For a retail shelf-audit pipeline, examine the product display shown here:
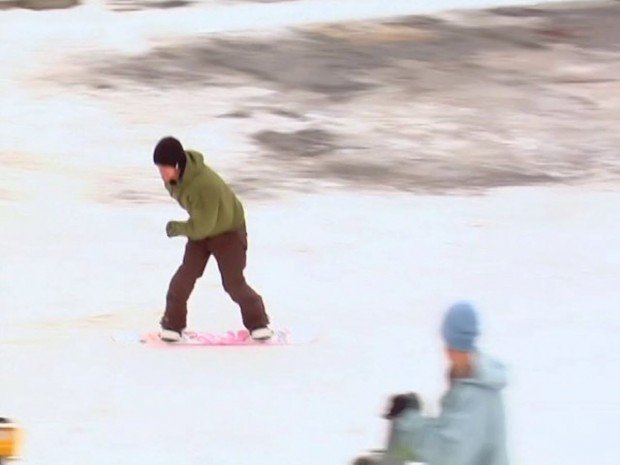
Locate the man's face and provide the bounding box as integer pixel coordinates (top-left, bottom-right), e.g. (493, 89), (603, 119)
(445, 347), (473, 376)
(157, 164), (180, 184)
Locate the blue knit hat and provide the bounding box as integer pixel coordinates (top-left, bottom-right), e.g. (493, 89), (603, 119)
(442, 302), (479, 351)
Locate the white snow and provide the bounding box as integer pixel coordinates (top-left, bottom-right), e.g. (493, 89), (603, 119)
(0, 1), (618, 465)
(2, 183), (619, 465)
(0, 0), (603, 57)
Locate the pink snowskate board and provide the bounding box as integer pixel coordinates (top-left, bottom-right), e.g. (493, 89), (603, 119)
(113, 328), (316, 347)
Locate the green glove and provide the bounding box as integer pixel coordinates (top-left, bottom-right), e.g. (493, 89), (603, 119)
(166, 221), (184, 238)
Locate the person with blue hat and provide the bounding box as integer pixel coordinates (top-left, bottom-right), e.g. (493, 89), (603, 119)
(353, 302), (509, 465)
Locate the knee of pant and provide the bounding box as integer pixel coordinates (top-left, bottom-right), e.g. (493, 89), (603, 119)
(177, 264), (205, 280)
(222, 277), (246, 296)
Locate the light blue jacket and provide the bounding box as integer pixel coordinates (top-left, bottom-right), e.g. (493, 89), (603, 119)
(386, 353), (509, 465)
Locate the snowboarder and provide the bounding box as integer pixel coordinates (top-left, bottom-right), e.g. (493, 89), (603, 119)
(153, 136), (272, 342)
(354, 302), (509, 465)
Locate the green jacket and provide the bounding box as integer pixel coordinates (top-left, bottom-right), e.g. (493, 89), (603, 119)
(165, 150), (245, 241)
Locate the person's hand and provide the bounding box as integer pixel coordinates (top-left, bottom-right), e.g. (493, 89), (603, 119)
(166, 221), (183, 238)
(383, 392), (420, 419)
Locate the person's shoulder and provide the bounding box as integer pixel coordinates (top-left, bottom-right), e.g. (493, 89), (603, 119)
(185, 149), (204, 158)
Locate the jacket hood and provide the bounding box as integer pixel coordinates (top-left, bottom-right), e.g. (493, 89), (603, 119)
(464, 354), (508, 391)
(180, 150), (205, 185)
(166, 150), (205, 195)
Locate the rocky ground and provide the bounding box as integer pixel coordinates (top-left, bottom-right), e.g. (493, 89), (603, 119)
(2, 1), (619, 202)
(57, 1), (620, 198)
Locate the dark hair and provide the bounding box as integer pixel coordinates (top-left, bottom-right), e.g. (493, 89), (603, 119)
(153, 136), (185, 167)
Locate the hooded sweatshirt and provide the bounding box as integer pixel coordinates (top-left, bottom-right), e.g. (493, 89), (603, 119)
(165, 150), (245, 241)
(388, 354), (509, 465)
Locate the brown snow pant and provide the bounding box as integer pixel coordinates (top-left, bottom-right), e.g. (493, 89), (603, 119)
(161, 227), (269, 332)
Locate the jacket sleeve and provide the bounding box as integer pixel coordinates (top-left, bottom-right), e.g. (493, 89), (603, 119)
(390, 389), (487, 465)
(176, 190), (219, 240)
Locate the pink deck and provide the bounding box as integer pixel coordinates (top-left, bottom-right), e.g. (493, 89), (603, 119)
(140, 329), (303, 347)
